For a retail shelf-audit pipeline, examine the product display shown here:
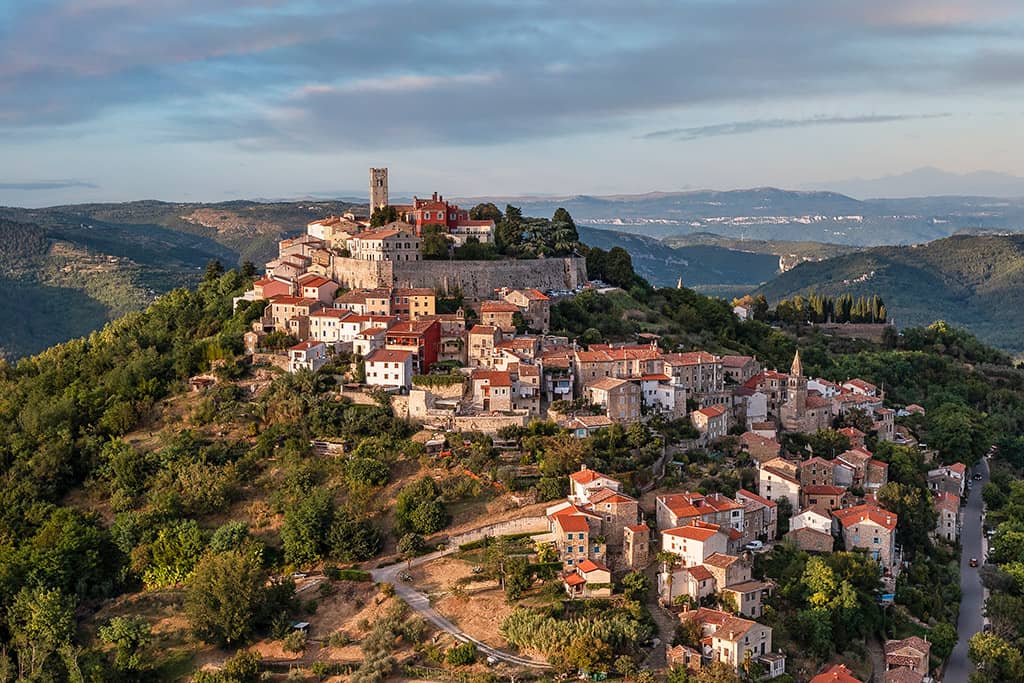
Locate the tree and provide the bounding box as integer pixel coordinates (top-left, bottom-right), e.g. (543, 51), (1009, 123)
(496, 205), (524, 254)
(504, 556), (531, 602)
(694, 661), (742, 683)
(968, 631), (1024, 681)
(420, 223), (452, 260)
(327, 511), (382, 562)
(446, 642), (476, 665)
(185, 550), (269, 646)
(398, 533), (424, 569)
(658, 551), (680, 605)
(369, 205), (398, 227)
(98, 616), (151, 672)
(6, 586), (75, 679)
(141, 519), (206, 588)
(281, 488), (333, 565)
(205, 260), (225, 281)
(345, 456), (389, 487)
(469, 203), (502, 221)
(615, 655), (638, 680)
(929, 622), (958, 660)
(620, 571), (650, 602)
(395, 478), (448, 535)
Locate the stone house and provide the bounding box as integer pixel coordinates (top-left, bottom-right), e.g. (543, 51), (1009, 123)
(784, 526), (835, 553)
(502, 288), (551, 333)
(586, 377), (641, 422)
(467, 325), (502, 367)
(546, 504), (606, 568)
(661, 351), (725, 398)
(470, 369), (513, 412)
(656, 492), (744, 533)
(390, 288), (436, 320)
(479, 300), (520, 333)
(680, 608), (777, 673)
(800, 457), (837, 487)
(739, 432), (783, 464)
(722, 579), (773, 618)
(691, 404), (730, 442)
(833, 504), (898, 572)
(791, 506), (834, 535)
(722, 355), (760, 385)
(346, 225), (421, 262)
(297, 273), (339, 304)
(933, 491), (960, 542)
(735, 489), (778, 541)
(801, 485), (847, 511)
(659, 563), (717, 605)
(884, 637), (930, 676)
(587, 487), (639, 549)
(624, 523), (650, 570)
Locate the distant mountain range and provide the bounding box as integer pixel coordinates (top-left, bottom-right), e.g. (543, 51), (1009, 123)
(465, 188), (1024, 247)
(755, 233), (1024, 352)
(804, 167), (1024, 199)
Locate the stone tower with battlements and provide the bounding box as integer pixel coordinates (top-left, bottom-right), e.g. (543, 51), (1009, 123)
(369, 167), (388, 211)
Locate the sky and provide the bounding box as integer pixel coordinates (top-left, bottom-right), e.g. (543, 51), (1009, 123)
(1, 0), (1023, 207)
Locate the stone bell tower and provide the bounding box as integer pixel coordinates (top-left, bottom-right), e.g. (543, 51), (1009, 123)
(369, 167), (389, 211)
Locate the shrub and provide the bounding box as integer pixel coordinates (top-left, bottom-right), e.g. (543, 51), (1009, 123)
(445, 642), (476, 666)
(283, 628), (308, 653)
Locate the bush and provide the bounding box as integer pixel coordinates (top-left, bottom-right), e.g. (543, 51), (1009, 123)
(445, 642), (476, 666)
(283, 628), (307, 653)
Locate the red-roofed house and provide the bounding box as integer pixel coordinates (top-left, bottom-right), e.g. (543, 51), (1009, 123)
(843, 378), (878, 396)
(385, 319), (440, 374)
(839, 426), (867, 448)
(801, 485), (847, 511)
(288, 341), (327, 373)
(364, 348), (414, 390)
(253, 276), (295, 300)
(810, 664), (863, 683)
(721, 355), (760, 385)
(298, 273), (339, 304)
(661, 522), (728, 567)
(563, 559), (612, 598)
(656, 492), (744, 532)
(479, 300), (521, 332)
(691, 404), (730, 442)
(470, 369), (513, 411)
(545, 504), (606, 568)
(568, 465), (621, 504)
(834, 504), (899, 571)
(347, 224), (420, 261)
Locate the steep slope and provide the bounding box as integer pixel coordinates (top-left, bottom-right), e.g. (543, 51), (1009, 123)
(755, 234), (1024, 351)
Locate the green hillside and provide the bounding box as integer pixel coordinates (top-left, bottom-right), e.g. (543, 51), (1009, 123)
(755, 233), (1024, 352)
(578, 225), (779, 287)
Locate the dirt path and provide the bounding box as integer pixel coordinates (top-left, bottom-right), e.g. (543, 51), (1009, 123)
(371, 548), (551, 669)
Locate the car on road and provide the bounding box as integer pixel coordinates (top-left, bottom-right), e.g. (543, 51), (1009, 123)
(974, 472), (983, 480)
(744, 540), (764, 552)
(970, 558), (979, 567)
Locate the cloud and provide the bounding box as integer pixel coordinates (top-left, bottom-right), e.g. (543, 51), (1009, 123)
(0, 179), (97, 191)
(0, 0), (1021, 149)
(642, 113), (953, 142)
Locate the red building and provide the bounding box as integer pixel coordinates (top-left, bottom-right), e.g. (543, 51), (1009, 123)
(406, 192), (469, 233)
(384, 319), (441, 375)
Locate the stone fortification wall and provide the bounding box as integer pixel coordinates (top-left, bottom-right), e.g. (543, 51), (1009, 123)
(329, 256), (587, 299)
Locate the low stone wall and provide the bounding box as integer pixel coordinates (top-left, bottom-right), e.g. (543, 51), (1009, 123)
(447, 516), (549, 548)
(452, 414), (529, 433)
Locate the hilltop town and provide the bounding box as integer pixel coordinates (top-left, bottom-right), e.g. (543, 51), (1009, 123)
(211, 168), (982, 682)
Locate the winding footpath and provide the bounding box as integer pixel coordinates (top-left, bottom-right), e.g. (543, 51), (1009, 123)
(945, 457), (989, 683)
(370, 548), (551, 669)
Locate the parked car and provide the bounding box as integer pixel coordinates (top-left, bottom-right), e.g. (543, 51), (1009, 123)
(970, 557), (979, 567)
(973, 472), (983, 480)
(744, 540), (765, 552)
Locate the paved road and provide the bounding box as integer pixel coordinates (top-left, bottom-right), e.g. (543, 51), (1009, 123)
(945, 458), (989, 683)
(370, 548), (551, 669)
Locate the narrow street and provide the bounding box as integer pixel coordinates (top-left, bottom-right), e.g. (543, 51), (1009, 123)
(944, 458), (989, 683)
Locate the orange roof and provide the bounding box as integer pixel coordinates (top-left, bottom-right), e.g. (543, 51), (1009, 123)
(365, 348), (414, 363)
(569, 467), (614, 485)
(663, 523), (721, 542)
(735, 489), (777, 508)
(469, 325), (497, 335)
(694, 404), (728, 418)
(810, 664), (863, 683)
(663, 351), (719, 366)
(298, 274), (332, 287)
(626, 523), (649, 533)
(948, 463), (967, 475)
(721, 354), (754, 367)
(289, 341), (323, 351)
(554, 514), (590, 533)
(839, 426), (866, 437)
(564, 573), (586, 586)
(472, 370), (512, 387)
(934, 491), (960, 513)
(688, 565), (714, 581)
(804, 485), (846, 496)
(577, 559), (608, 574)
(833, 503), (897, 531)
(703, 552), (740, 568)
(268, 296), (318, 306)
(480, 301), (520, 313)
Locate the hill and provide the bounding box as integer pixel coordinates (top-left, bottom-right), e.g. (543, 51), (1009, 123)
(0, 201), (358, 358)
(660, 232), (860, 270)
(755, 233), (1024, 352)
(577, 225), (779, 288)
